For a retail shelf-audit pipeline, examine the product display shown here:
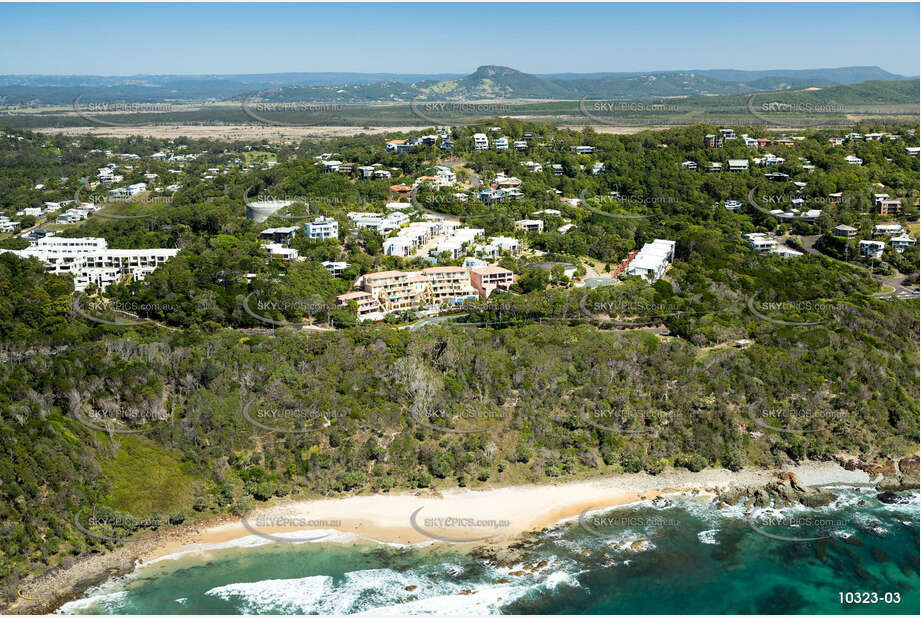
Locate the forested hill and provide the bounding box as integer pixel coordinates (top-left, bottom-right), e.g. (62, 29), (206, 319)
(1, 65), (916, 106)
(0, 120), (918, 600)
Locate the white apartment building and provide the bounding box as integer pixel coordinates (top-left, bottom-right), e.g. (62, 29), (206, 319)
(473, 133), (489, 150)
(304, 216), (339, 240)
(348, 211), (409, 235)
(495, 137), (509, 150)
(0, 236), (179, 291)
(625, 239), (676, 282)
(486, 236), (520, 256)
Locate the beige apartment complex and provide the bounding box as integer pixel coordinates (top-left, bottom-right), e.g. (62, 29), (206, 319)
(337, 265), (514, 318)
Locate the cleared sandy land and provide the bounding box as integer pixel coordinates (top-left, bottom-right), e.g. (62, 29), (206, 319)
(32, 124), (432, 140)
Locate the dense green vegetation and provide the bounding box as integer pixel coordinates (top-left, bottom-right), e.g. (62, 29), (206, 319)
(0, 119), (917, 600)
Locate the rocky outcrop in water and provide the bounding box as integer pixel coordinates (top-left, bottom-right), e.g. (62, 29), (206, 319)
(837, 454), (919, 491)
(715, 472), (836, 508)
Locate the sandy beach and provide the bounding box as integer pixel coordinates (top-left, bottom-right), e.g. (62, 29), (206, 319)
(147, 461), (872, 560)
(4, 461), (875, 614)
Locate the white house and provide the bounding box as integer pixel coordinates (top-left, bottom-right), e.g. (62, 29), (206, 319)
(495, 137), (509, 151)
(322, 261), (349, 276)
(874, 224), (904, 237)
(304, 216), (339, 240)
(858, 240), (885, 259)
(844, 155), (863, 166)
(261, 242), (300, 260)
(473, 133), (489, 150)
(890, 234), (917, 253)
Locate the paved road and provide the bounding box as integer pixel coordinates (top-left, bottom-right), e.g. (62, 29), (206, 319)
(404, 314), (468, 330)
(872, 274), (920, 300)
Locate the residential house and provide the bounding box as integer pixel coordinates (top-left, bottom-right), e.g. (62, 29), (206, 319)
(858, 240), (885, 259)
(833, 224), (858, 239)
(724, 200), (742, 211)
(755, 153), (785, 167)
(261, 242), (299, 261)
(385, 139), (412, 154)
(874, 224), (904, 236)
(260, 226), (299, 244)
(890, 234), (917, 253)
(706, 162), (723, 173)
(704, 134), (723, 148)
(764, 171), (789, 181)
(322, 261), (349, 276)
(304, 216), (339, 240)
(844, 155), (863, 165)
(515, 219), (544, 234)
(522, 161), (543, 173)
(473, 133), (489, 150)
(681, 160), (698, 170)
(728, 159), (749, 172)
(495, 137), (509, 151)
(746, 233), (777, 254)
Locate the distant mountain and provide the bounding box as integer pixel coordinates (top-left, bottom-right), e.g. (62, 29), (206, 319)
(419, 65), (574, 99)
(693, 66), (913, 84)
(0, 66), (916, 106)
(540, 66), (913, 85)
(747, 78), (920, 105)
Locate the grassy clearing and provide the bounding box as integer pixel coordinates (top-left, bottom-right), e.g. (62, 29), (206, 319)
(102, 436), (201, 516)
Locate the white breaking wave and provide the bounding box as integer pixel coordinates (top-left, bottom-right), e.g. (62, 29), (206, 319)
(202, 559), (575, 615)
(697, 529), (720, 545)
(56, 590), (128, 614)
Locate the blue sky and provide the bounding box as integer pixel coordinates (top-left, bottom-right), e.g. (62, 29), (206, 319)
(1, 2), (918, 76)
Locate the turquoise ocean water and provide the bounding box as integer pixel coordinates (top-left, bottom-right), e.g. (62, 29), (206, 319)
(58, 488), (919, 615)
